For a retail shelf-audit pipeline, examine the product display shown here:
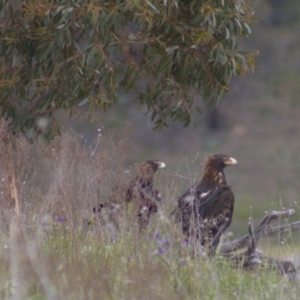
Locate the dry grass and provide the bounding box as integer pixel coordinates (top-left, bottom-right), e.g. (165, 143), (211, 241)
(0, 121), (299, 299)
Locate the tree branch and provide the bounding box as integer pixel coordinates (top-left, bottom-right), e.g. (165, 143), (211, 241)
(220, 209), (296, 254)
(219, 210), (298, 275)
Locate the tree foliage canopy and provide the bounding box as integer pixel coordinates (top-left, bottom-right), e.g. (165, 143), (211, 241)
(0, 0), (256, 139)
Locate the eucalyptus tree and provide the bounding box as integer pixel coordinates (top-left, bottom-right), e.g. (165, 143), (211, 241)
(0, 0), (256, 138)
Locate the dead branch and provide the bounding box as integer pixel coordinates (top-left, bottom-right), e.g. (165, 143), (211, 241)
(6, 140), (21, 220)
(220, 209), (297, 254)
(219, 210), (299, 275)
(224, 220), (263, 271)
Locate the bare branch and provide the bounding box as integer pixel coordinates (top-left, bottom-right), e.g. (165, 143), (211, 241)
(220, 214), (297, 275)
(266, 220), (300, 237)
(256, 209), (295, 227)
(247, 218), (257, 254)
(220, 209), (297, 254)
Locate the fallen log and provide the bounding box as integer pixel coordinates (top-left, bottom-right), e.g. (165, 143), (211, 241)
(219, 210), (299, 275)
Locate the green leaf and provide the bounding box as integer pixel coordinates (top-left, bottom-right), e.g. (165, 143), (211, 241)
(146, 0), (158, 13)
(165, 46), (179, 54)
(63, 7), (74, 14)
(56, 24), (66, 30)
(78, 98), (90, 107)
(195, 106), (202, 114)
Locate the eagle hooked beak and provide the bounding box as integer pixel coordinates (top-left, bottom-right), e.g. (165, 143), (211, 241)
(225, 157), (237, 165)
(158, 162), (166, 169)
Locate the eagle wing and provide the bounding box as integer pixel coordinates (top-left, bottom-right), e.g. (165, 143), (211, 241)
(135, 186), (162, 228)
(173, 184), (219, 218)
(195, 185), (234, 247)
(172, 184), (214, 233)
(195, 185), (233, 218)
(173, 185), (234, 244)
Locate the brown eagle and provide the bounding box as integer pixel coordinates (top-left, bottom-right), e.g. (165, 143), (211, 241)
(172, 154), (237, 249)
(90, 160), (166, 229)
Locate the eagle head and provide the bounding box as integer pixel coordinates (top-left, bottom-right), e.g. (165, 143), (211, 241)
(205, 154), (237, 171)
(202, 154), (237, 185)
(138, 160), (166, 184)
(144, 160), (166, 172)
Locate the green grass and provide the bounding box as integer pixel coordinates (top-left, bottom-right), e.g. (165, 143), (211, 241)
(0, 221), (299, 300)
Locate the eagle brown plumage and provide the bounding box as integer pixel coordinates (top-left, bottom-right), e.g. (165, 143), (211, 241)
(90, 160), (166, 229)
(172, 154), (237, 249)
